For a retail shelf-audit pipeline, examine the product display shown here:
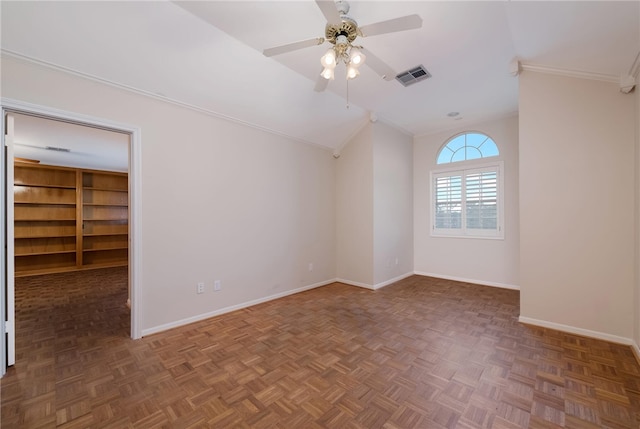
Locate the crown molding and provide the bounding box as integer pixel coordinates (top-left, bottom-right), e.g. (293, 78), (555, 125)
(520, 63), (619, 83)
(1, 49), (334, 152)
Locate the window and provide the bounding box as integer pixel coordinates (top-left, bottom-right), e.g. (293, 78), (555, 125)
(437, 132), (499, 164)
(432, 131), (503, 238)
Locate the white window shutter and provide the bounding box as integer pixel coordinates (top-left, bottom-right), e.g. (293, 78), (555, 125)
(434, 175), (462, 230)
(431, 162), (503, 239)
(465, 170), (497, 230)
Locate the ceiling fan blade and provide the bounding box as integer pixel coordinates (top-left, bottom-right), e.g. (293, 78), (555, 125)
(359, 14), (422, 37)
(314, 72), (329, 92)
(315, 0), (342, 26)
(361, 48), (396, 81)
(263, 37), (324, 57)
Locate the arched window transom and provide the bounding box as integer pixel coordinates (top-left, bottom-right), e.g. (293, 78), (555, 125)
(437, 132), (499, 164)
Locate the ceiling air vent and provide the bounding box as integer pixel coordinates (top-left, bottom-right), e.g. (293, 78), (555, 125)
(395, 65), (432, 87)
(45, 146), (71, 152)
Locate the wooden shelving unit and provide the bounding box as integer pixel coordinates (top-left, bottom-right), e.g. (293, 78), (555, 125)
(81, 171), (129, 270)
(14, 164), (78, 276)
(14, 162), (128, 277)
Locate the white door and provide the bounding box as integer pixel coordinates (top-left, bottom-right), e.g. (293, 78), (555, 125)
(4, 112), (15, 368)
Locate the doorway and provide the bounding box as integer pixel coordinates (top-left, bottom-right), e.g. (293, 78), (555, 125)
(1, 99), (141, 376)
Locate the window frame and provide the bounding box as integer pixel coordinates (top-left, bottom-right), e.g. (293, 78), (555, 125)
(430, 160), (504, 239)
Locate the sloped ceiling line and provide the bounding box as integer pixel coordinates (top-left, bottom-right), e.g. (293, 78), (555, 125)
(3, 1), (637, 151)
(1, 49), (333, 152)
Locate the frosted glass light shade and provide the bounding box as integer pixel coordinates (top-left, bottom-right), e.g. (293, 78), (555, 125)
(320, 48), (337, 68)
(346, 64), (360, 79)
(349, 47), (366, 66)
(321, 67), (335, 80)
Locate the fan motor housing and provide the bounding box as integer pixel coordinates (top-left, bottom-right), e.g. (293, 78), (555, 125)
(325, 17), (358, 45)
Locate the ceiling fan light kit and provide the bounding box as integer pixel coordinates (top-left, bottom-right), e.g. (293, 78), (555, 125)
(263, 0), (422, 91)
(320, 36), (366, 81)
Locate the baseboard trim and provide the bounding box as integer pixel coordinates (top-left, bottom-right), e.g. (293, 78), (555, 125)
(141, 279), (335, 337)
(335, 279), (374, 290)
(413, 271), (520, 291)
(373, 272), (414, 290)
(518, 316), (635, 346)
(335, 272), (414, 291)
(631, 342), (640, 366)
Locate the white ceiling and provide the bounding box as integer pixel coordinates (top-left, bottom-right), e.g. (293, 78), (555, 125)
(11, 113), (129, 172)
(1, 1), (639, 162)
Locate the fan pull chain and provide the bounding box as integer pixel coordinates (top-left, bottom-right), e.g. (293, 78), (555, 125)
(346, 78), (350, 109)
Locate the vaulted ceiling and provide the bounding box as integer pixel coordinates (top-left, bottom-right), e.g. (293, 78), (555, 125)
(2, 1), (639, 157)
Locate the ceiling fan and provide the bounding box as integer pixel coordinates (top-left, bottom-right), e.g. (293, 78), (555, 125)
(263, 0), (422, 92)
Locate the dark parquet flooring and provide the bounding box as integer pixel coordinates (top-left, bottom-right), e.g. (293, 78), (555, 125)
(2, 269), (640, 428)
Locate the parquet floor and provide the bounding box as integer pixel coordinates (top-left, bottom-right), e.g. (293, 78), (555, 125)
(2, 271), (640, 428)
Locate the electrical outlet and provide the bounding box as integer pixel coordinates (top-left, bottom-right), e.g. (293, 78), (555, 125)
(395, 257), (399, 266)
(214, 280), (221, 291)
(308, 263), (313, 272)
(197, 282), (205, 294)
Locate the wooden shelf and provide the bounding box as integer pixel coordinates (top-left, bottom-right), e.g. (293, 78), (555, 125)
(16, 234), (77, 239)
(83, 234), (128, 253)
(84, 208), (127, 220)
(16, 202), (77, 206)
(15, 220), (76, 240)
(83, 187), (127, 192)
(82, 248), (128, 266)
(14, 184), (76, 190)
(84, 260), (128, 269)
(13, 162), (128, 276)
(16, 250), (77, 257)
(77, 261), (129, 271)
(83, 247), (128, 252)
(15, 265), (77, 277)
(14, 251), (76, 274)
(82, 221), (127, 236)
(82, 172), (127, 191)
(84, 220), (129, 223)
(15, 235), (76, 255)
(16, 206), (76, 221)
(15, 163), (76, 188)
(83, 233), (128, 237)
(15, 218), (77, 222)
(83, 219), (128, 222)
(14, 261), (128, 277)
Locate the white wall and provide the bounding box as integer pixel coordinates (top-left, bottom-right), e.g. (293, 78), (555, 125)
(336, 121), (414, 289)
(413, 116), (520, 288)
(2, 55), (336, 334)
(373, 123), (413, 286)
(519, 71), (636, 339)
(335, 124), (374, 286)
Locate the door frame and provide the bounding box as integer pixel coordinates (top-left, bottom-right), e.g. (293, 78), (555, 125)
(3, 113), (15, 369)
(1, 112), (7, 375)
(1, 98), (142, 375)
